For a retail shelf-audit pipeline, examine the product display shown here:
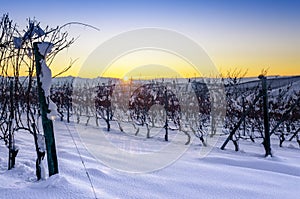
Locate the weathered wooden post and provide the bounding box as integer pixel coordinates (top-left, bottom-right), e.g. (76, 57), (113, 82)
(242, 96), (246, 136)
(164, 87), (169, 141)
(106, 86), (111, 131)
(258, 75), (272, 157)
(33, 42), (59, 176)
(8, 78), (18, 170)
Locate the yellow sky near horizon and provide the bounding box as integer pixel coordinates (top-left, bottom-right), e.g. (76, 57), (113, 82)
(100, 50), (201, 79)
(48, 46), (300, 79)
(47, 28), (300, 79)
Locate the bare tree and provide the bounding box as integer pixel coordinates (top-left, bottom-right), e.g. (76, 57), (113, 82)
(0, 14), (74, 179)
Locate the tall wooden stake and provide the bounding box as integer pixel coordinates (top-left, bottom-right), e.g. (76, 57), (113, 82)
(8, 79), (18, 169)
(164, 87), (168, 141)
(33, 42), (59, 176)
(259, 75), (272, 157)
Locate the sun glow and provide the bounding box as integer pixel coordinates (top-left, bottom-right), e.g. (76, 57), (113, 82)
(100, 49), (201, 79)
(123, 76), (129, 81)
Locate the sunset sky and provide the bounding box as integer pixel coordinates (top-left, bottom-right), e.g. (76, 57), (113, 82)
(1, 0), (299, 78)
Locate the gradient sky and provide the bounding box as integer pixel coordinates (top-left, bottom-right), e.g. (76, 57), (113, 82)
(1, 0), (299, 78)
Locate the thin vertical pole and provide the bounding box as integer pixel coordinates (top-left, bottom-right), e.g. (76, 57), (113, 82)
(106, 86), (110, 131)
(8, 79), (14, 170)
(259, 75), (272, 157)
(33, 42), (59, 176)
(164, 87), (168, 141)
(242, 96), (246, 136)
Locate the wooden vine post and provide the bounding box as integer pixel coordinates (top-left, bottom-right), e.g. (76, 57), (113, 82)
(259, 75), (272, 157)
(33, 42), (59, 176)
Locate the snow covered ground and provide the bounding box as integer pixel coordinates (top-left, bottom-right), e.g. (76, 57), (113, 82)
(1, 120), (300, 199)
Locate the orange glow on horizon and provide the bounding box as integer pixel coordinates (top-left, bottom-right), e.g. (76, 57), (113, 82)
(46, 59), (300, 79)
(17, 45), (299, 79)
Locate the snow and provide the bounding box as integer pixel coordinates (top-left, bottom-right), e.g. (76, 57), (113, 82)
(40, 60), (52, 97)
(34, 25), (45, 37)
(23, 22), (45, 40)
(13, 37), (22, 49)
(37, 42), (53, 58)
(13, 22), (46, 49)
(1, 75), (299, 198)
(38, 42), (58, 120)
(37, 134), (45, 153)
(47, 99), (58, 120)
(1, 120), (300, 199)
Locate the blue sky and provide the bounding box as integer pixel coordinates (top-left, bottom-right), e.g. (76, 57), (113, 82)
(1, 0), (299, 77)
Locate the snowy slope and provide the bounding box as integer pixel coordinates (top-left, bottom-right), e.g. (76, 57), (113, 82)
(1, 120), (300, 199)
